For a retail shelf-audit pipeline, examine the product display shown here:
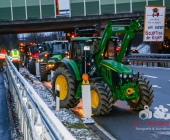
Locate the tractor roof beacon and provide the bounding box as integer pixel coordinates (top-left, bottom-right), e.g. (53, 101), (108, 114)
(51, 18), (154, 115)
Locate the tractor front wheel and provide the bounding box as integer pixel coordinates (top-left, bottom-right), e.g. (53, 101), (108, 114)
(52, 67), (79, 108)
(90, 81), (114, 115)
(127, 76), (154, 110)
(40, 65), (48, 81)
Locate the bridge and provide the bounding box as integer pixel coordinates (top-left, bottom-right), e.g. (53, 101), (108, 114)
(0, 0), (170, 35)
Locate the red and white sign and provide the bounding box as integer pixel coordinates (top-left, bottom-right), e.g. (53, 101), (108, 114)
(143, 6), (166, 42)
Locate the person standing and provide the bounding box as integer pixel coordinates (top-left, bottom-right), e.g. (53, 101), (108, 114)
(0, 46), (6, 71)
(10, 47), (20, 71)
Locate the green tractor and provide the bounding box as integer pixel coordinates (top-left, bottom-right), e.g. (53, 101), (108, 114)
(50, 18), (154, 115)
(38, 40), (70, 81)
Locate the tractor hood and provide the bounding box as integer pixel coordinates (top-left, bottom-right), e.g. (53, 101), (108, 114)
(33, 52), (40, 58)
(102, 60), (132, 74)
(48, 54), (63, 64)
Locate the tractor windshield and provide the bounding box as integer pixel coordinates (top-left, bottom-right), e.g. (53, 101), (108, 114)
(38, 45), (46, 52)
(52, 43), (69, 54)
(71, 40), (99, 60)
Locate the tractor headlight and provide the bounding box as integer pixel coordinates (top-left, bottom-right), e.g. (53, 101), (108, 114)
(123, 74), (128, 78)
(129, 74), (133, 78)
(119, 73), (122, 78)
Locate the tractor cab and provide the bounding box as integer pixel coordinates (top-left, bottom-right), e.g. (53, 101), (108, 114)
(50, 40), (70, 57)
(29, 44), (46, 59)
(70, 37), (99, 76)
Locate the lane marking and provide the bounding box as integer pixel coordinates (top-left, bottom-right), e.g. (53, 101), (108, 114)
(94, 123), (117, 140)
(169, 80), (170, 81)
(152, 85), (162, 88)
(128, 65), (170, 70)
(143, 75), (158, 78)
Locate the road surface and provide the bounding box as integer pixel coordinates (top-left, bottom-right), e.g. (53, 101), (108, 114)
(0, 72), (11, 140)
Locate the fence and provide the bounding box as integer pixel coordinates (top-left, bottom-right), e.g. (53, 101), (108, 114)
(5, 53), (75, 140)
(125, 54), (170, 67)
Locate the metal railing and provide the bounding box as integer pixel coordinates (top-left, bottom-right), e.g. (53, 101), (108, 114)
(5, 53), (76, 140)
(124, 54), (170, 67)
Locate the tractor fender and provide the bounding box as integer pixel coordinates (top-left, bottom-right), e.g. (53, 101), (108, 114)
(55, 61), (81, 81)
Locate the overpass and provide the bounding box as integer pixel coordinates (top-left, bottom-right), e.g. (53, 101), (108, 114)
(0, 11), (146, 34)
(1, 0), (170, 53)
(0, 0), (170, 34)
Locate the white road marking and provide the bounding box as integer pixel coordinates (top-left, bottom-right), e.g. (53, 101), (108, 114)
(167, 104), (170, 106)
(94, 123), (117, 140)
(169, 80), (170, 81)
(143, 75), (158, 78)
(152, 85), (162, 88)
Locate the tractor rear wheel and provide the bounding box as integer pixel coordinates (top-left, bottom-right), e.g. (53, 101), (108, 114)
(127, 76), (154, 110)
(40, 65), (48, 81)
(52, 67), (79, 108)
(90, 81), (114, 115)
(29, 60), (36, 75)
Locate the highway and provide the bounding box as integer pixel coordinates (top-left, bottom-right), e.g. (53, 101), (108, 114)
(92, 66), (170, 140)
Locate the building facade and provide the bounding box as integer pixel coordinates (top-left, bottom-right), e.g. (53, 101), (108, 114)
(70, 0), (169, 16)
(0, 0), (56, 20)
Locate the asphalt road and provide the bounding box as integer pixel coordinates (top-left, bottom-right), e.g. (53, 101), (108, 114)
(92, 66), (170, 140)
(0, 72), (11, 140)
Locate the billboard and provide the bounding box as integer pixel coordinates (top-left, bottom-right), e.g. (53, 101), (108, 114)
(143, 6), (166, 42)
(56, 0), (60, 15)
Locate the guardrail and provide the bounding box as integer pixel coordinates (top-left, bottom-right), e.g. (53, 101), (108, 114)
(125, 54), (170, 67)
(5, 53), (75, 140)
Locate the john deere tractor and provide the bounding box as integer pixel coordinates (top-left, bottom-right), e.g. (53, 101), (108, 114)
(50, 18), (154, 115)
(38, 40), (70, 81)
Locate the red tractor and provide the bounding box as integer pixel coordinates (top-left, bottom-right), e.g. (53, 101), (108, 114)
(26, 44), (47, 74)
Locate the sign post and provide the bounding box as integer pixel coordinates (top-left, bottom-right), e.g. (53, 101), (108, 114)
(143, 6), (166, 42)
(81, 74), (95, 124)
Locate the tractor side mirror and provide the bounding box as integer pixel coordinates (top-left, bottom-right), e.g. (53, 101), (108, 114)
(76, 44), (81, 56)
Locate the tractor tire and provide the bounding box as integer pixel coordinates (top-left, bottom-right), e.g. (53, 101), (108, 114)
(40, 65), (48, 81)
(127, 76), (154, 110)
(90, 81), (115, 115)
(29, 60), (36, 75)
(25, 58), (30, 69)
(52, 67), (79, 108)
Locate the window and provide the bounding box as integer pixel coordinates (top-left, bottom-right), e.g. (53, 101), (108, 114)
(52, 43), (69, 54)
(71, 41), (96, 60)
(104, 41), (116, 60)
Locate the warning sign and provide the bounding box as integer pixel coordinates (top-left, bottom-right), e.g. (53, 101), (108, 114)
(143, 6), (166, 42)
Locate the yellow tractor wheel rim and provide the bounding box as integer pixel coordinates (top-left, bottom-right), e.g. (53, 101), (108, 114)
(55, 75), (68, 100)
(91, 90), (99, 108)
(131, 89), (140, 103)
(131, 96), (140, 103)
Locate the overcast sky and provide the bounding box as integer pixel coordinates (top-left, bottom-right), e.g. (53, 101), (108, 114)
(59, 0), (69, 10)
